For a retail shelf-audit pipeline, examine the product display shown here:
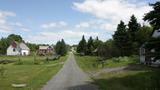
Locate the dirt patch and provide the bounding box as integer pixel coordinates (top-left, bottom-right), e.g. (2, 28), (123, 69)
(88, 64), (146, 77)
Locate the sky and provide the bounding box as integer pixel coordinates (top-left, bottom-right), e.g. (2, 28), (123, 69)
(0, 0), (158, 45)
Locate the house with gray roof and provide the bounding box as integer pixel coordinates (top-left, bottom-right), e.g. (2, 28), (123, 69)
(7, 41), (30, 56)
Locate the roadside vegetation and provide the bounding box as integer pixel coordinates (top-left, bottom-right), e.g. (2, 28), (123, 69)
(75, 54), (160, 90)
(75, 1), (160, 90)
(0, 55), (67, 90)
(94, 67), (160, 90)
(75, 55), (138, 72)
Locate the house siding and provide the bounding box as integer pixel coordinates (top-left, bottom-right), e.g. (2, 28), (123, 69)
(7, 45), (20, 55)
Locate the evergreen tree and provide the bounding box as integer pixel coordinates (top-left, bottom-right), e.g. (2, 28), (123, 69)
(61, 39), (67, 56)
(143, 1), (160, 30)
(128, 15), (141, 42)
(143, 1), (160, 62)
(128, 15), (141, 54)
(93, 36), (103, 50)
(77, 35), (87, 55)
(55, 39), (67, 56)
(113, 20), (132, 56)
(86, 36), (94, 55)
(55, 41), (61, 55)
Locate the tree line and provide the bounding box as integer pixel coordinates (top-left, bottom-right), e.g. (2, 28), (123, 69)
(0, 34), (68, 56)
(77, 1), (160, 59)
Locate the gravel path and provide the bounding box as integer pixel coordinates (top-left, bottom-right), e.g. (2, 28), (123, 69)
(42, 53), (98, 90)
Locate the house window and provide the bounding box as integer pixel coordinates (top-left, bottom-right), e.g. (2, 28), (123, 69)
(13, 48), (16, 52)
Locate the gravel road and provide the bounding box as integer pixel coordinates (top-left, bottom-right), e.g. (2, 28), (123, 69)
(42, 52), (98, 90)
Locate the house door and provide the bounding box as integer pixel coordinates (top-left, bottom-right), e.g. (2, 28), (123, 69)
(23, 52), (26, 55)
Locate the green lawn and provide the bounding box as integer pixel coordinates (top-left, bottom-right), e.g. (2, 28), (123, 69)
(0, 55), (67, 90)
(75, 55), (138, 72)
(75, 55), (160, 90)
(94, 68), (160, 90)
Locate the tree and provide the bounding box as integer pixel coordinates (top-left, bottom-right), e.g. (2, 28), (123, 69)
(55, 41), (61, 55)
(136, 25), (153, 46)
(61, 39), (67, 56)
(128, 15), (141, 54)
(113, 20), (132, 56)
(143, 1), (160, 63)
(26, 43), (39, 52)
(97, 39), (119, 58)
(0, 38), (9, 55)
(55, 39), (67, 56)
(143, 2), (160, 30)
(86, 36), (94, 55)
(7, 34), (23, 43)
(77, 35), (87, 55)
(128, 15), (141, 42)
(93, 36), (103, 50)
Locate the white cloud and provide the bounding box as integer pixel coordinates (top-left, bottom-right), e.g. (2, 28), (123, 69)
(0, 10), (16, 33)
(76, 22), (90, 28)
(41, 21), (68, 29)
(26, 30), (99, 44)
(73, 0), (152, 32)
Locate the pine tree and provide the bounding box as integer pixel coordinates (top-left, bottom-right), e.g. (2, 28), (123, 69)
(55, 39), (67, 56)
(128, 15), (141, 42)
(87, 36), (94, 55)
(143, 1), (160, 62)
(128, 15), (141, 54)
(93, 36), (103, 50)
(55, 41), (61, 55)
(77, 35), (87, 55)
(61, 39), (67, 56)
(143, 1), (160, 30)
(113, 20), (132, 56)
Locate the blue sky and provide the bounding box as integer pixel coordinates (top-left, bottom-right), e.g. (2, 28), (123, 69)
(0, 0), (158, 45)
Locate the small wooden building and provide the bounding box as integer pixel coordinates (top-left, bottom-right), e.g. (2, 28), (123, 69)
(38, 46), (55, 56)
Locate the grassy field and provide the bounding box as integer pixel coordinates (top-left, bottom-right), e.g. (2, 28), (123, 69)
(94, 68), (160, 90)
(75, 55), (160, 90)
(0, 55), (67, 90)
(75, 55), (138, 72)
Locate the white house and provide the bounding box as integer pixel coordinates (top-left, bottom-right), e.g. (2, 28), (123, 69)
(140, 29), (160, 65)
(7, 41), (30, 56)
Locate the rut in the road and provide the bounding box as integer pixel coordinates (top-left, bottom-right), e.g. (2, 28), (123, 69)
(42, 53), (98, 90)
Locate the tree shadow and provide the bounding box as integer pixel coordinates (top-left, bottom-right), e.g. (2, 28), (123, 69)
(67, 81), (98, 90)
(94, 69), (160, 90)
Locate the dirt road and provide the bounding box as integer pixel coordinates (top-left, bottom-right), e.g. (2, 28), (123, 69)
(42, 52), (98, 90)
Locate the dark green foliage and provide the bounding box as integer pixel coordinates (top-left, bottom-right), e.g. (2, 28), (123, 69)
(86, 36), (94, 55)
(143, 1), (160, 62)
(97, 39), (119, 58)
(26, 43), (39, 52)
(93, 36), (103, 50)
(128, 15), (141, 54)
(143, 1), (160, 30)
(7, 34), (23, 43)
(55, 39), (67, 56)
(136, 25), (153, 46)
(113, 21), (132, 56)
(128, 15), (141, 42)
(77, 35), (87, 55)
(0, 38), (9, 55)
